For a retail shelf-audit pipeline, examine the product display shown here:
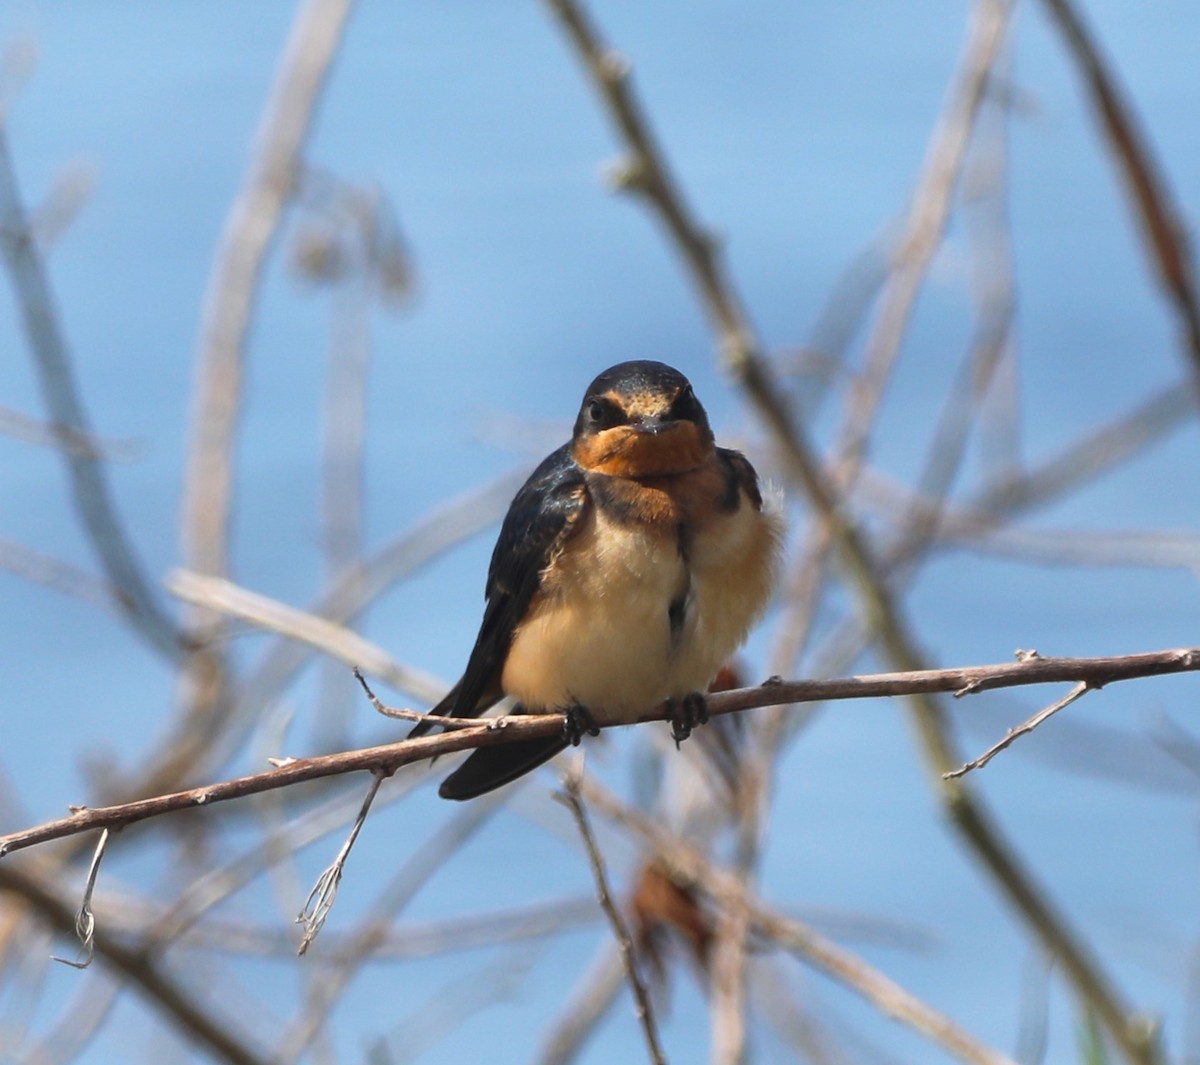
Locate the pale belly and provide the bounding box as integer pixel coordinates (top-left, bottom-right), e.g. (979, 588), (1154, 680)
(500, 494), (780, 725)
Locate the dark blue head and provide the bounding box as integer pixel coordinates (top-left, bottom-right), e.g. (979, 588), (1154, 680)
(571, 361), (713, 476)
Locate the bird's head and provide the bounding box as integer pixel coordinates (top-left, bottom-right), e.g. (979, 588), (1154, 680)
(571, 361), (714, 478)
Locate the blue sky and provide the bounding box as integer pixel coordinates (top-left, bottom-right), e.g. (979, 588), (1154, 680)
(2, 2), (1199, 1062)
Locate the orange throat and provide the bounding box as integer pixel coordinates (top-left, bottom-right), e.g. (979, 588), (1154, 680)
(572, 421), (712, 478)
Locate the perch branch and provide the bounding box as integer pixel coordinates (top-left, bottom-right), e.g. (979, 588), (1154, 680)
(1, 646), (1195, 857)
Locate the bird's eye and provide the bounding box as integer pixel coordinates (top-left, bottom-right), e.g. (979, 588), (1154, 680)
(588, 400), (604, 422)
(670, 384), (698, 420)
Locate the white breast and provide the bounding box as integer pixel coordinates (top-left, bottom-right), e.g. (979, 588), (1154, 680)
(500, 488), (782, 725)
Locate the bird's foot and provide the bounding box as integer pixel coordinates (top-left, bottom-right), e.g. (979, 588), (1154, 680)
(667, 692), (709, 750)
(562, 704), (601, 747)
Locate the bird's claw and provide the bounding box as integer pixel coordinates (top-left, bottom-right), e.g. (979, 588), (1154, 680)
(668, 692), (709, 749)
(563, 704), (601, 747)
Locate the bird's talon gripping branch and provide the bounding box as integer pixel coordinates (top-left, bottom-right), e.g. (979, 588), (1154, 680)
(668, 692), (709, 748)
(563, 704), (601, 747)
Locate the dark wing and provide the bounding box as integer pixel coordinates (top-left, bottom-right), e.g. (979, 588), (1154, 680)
(409, 443), (588, 737)
(716, 447), (764, 511)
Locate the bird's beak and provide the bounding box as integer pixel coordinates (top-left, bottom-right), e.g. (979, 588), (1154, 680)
(630, 414), (669, 435)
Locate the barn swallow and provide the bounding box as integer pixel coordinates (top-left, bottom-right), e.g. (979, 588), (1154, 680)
(411, 360), (783, 800)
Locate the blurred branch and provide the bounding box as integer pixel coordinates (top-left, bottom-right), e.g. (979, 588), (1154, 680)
(176, 0), (359, 737)
(0, 124), (183, 661)
(837, 0), (1014, 476)
(0, 536), (124, 616)
(111, 898), (599, 961)
(180, 0), (357, 589)
(579, 779), (1019, 1065)
(0, 404), (141, 462)
(0, 865), (268, 1065)
(2, 645), (1196, 856)
(211, 467), (527, 767)
(1040, 0), (1200, 391)
(273, 793), (504, 1063)
(536, 943), (626, 1065)
(542, 2), (1164, 1061)
(557, 774), (667, 1065)
(167, 569), (445, 705)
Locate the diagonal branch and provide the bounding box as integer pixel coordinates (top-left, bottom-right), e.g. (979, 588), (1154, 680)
(0, 864), (269, 1065)
(946, 680), (1092, 779)
(539, 4), (1162, 1060)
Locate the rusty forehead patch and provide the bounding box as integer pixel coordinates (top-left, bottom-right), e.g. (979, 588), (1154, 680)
(605, 387), (677, 419)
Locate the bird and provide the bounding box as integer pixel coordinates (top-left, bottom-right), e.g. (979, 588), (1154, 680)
(411, 360), (783, 800)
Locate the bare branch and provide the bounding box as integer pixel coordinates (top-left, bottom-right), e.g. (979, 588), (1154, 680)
(1, 646), (1195, 857)
(295, 769), (386, 954)
(837, 0), (1015, 476)
(176, 0), (359, 737)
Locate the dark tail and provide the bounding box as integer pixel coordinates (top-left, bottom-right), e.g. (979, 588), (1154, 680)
(437, 735), (569, 801)
(407, 682), (461, 739)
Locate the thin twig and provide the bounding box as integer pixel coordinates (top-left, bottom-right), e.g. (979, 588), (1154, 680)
(1, 646), (1197, 857)
(274, 794), (504, 1063)
(296, 769), (387, 955)
(0, 405), (141, 462)
(354, 667), (471, 728)
(0, 536), (124, 615)
(557, 773), (667, 1065)
(945, 681), (1093, 779)
(120, 898), (599, 962)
